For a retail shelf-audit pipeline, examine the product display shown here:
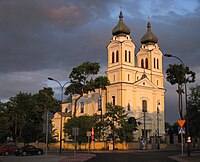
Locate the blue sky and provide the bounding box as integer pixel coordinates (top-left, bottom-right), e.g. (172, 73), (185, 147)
(0, 0), (200, 124)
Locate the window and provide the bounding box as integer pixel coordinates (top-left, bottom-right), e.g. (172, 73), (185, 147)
(129, 51), (131, 62)
(128, 74), (130, 81)
(125, 50), (127, 62)
(113, 75), (115, 82)
(112, 96), (115, 106)
(65, 107), (68, 112)
(145, 58), (148, 69)
(157, 59), (159, 69)
(80, 102), (84, 113)
(116, 50), (119, 62)
(112, 52), (115, 63)
(154, 58), (156, 68)
(141, 59), (144, 68)
(127, 103), (131, 111)
(142, 100), (147, 112)
(98, 97), (101, 111)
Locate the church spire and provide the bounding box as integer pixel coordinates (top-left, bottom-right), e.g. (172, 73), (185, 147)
(141, 18), (158, 45)
(112, 9), (130, 36)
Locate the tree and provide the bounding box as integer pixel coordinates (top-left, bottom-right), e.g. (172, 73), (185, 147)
(166, 64), (195, 119)
(188, 84), (200, 144)
(0, 102), (12, 143)
(104, 103), (138, 145)
(63, 115), (96, 143)
(6, 92), (33, 142)
(3, 88), (59, 144)
(65, 62), (109, 117)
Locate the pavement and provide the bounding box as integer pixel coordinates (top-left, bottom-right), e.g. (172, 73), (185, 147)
(58, 154), (96, 162)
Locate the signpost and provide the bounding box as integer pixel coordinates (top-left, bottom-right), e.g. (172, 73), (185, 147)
(87, 131), (91, 153)
(177, 120), (186, 155)
(72, 127), (79, 157)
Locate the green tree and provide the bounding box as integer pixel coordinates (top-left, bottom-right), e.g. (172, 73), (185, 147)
(0, 102), (12, 143)
(166, 64), (195, 119)
(104, 103), (138, 144)
(63, 115), (96, 143)
(65, 62), (109, 117)
(188, 85), (200, 143)
(4, 88), (59, 144)
(6, 92), (33, 142)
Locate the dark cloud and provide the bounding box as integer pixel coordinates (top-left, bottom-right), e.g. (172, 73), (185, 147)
(0, 0), (200, 124)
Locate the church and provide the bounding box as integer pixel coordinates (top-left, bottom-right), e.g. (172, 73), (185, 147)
(52, 10), (165, 142)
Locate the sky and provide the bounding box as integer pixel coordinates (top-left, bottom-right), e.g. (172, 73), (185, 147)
(0, 0), (200, 124)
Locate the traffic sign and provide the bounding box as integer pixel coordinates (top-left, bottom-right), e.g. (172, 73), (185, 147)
(178, 127), (185, 134)
(177, 120), (186, 128)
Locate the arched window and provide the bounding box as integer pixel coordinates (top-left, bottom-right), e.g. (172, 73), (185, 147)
(125, 50), (127, 62)
(129, 51), (131, 62)
(112, 96), (115, 106)
(145, 58), (148, 69)
(127, 103), (131, 111)
(142, 100), (147, 112)
(141, 59), (144, 68)
(157, 59), (159, 69)
(154, 58), (156, 68)
(116, 50), (119, 62)
(112, 52), (115, 63)
(80, 102), (84, 113)
(128, 74), (130, 81)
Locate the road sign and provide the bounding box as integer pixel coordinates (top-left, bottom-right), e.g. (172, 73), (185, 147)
(87, 131), (91, 137)
(178, 127), (185, 134)
(177, 120), (186, 128)
(72, 127), (79, 136)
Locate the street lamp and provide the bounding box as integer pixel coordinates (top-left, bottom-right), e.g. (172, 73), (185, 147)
(164, 54), (190, 156)
(48, 77), (70, 154)
(157, 102), (160, 149)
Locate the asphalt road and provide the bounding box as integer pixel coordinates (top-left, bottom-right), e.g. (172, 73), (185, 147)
(86, 150), (181, 162)
(0, 154), (64, 162)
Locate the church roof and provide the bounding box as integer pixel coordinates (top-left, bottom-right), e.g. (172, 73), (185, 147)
(141, 20), (158, 45)
(112, 10), (130, 36)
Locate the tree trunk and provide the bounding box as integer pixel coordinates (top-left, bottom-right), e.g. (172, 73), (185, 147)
(73, 95), (82, 117)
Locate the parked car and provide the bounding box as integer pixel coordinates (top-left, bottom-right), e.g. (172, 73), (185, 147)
(15, 145), (43, 156)
(0, 144), (18, 156)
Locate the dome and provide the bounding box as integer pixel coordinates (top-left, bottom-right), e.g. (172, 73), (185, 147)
(141, 21), (158, 45)
(112, 10), (130, 36)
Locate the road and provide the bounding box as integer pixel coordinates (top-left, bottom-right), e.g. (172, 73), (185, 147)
(0, 154), (64, 162)
(86, 150), (179, 162)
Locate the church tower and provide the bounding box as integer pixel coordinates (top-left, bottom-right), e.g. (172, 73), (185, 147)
(107, 10), (136, 107)
(106, 11), (165, 139)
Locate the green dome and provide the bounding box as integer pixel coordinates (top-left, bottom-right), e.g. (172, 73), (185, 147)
(112, 10), (130, 36)
(141, 21), (158, 45)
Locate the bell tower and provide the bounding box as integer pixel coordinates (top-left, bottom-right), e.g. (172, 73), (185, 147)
(107, 10), (136, 85)
(136, 19), (164, 89)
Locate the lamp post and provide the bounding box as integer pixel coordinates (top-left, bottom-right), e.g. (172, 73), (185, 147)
(48, 77), (70, 154)
(157, 102), (160, 149)
(164, 54), (190, 156)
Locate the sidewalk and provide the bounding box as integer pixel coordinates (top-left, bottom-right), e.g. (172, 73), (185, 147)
(59, 154), (96, 162)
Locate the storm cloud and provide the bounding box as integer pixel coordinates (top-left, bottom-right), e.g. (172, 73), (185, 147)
(0, 0), (200, 123)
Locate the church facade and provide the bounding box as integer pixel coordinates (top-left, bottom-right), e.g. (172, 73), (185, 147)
(53, 10), (165, 141)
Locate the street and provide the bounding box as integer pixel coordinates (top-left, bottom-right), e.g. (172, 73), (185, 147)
(0, 145), (200, 162)
(86, 150), (179, 162)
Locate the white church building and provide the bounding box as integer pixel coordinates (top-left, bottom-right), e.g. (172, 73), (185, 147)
(52, 10), (165, 142)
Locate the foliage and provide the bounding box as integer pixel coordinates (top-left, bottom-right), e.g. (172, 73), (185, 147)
(0, 102), (12, 143)
(166, 64), (195, 119)
(0, 87), (59, 144)
(188, 85), (200, 138)
(65, 62), (109, 117)
(63, 115), (96, 143)
(103, 103), (138, 142)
